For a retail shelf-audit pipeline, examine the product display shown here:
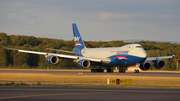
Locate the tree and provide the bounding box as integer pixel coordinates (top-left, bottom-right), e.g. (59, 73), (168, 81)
(10, 35), (25, 46)
(0, 48), (8, 66)
(0, 33), (9, 45)
(24, 36), (39, 46)
(13, 53), (29, 67)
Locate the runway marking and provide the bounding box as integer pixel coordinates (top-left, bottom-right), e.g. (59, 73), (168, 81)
(0, 91), (117, 100)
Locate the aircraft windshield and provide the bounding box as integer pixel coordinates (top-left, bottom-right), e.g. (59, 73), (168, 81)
(136, 46), (142, 48)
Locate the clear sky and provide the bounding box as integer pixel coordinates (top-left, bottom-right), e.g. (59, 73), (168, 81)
(0, 0), (180, 42)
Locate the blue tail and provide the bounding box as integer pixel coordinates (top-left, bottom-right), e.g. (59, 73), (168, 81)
(72, 23), (86, 49)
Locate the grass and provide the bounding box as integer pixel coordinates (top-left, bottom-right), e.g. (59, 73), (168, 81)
(0, 72), (180, 89)
(0, 81), (29, 86)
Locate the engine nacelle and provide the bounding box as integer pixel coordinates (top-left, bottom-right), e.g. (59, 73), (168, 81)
(140, 62), (151, 70)
(78, 59), (91, 68)
(46, 55), (59, 64)
(153, 59), (165, 69)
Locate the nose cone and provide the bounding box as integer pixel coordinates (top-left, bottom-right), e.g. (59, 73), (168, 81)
(140, 49), (147, 58)
(131, 48), (147, 58)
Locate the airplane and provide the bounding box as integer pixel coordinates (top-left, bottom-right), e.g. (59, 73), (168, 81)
(5, 23), (175, 73)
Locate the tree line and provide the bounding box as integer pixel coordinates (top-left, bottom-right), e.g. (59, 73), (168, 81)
(0, 32), (179, 70)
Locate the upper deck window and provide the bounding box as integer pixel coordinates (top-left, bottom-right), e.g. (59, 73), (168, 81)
(136, 46), (142, 48)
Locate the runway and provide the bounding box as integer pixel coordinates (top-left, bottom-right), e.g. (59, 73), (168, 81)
(0, 86), (180, 101)
(0, 69), (180, 77)
(1, 70), (180, 100)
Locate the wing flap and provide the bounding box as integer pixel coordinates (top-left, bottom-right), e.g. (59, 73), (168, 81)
(46, 48), (77, 54)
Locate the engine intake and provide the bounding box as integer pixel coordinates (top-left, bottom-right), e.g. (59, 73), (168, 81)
(78, 59), (91, 68)
(153, 59), (165, 69)
(46, 55), (59, 64)
(140, 62), (151, 70)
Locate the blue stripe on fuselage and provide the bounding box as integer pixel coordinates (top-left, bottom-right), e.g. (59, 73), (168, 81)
(102, 55), (146, 66)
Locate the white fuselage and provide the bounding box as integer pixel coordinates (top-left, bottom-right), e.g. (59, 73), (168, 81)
(81, 44), (147, 59)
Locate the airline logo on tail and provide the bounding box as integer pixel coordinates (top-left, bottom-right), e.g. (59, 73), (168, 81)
(74, 37), (80, 41)
(75, 42), (82, 46)
(117, 55), (128, 60)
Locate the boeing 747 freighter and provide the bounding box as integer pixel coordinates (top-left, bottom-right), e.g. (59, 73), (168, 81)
(6, 23), (174, 73)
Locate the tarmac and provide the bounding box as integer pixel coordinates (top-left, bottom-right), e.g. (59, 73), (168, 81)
(0, 69), (180, 77)
(0, 69), (180, 101)
(1, 86), (180, 101)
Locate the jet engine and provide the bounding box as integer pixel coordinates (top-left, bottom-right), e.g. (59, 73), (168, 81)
(46, 55), (59, 64)
(78, 59), (91, 68)
(140, 62), (151, 70)
(153, 59), (165, 69)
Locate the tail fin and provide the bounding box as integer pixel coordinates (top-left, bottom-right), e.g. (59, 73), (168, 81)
(72, 23), (86, 49)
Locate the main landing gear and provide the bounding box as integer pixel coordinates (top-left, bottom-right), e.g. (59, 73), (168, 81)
(119, 66), (127, 73)
(91, 65), (104, 73)
(119, 69), (126, 73)
(90, 65), (129, 73)
(91, 69), (104, 72)
(106, 67), (113, 73)
(91, 65), (114, 73)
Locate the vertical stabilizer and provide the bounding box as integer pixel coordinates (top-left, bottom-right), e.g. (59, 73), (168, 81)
(72, 23), (86, 49)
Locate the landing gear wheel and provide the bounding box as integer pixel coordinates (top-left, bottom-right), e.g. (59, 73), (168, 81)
(119, 69), (126, 73)
(91, 69), (104, 72)
(135, 69), (139, 73)
(107, 69), (113, 73)
(119, 69), (122, 73)
(98, 69), (104, 72)
(91, 69), (95, 72)
(122, 69), (126, 73)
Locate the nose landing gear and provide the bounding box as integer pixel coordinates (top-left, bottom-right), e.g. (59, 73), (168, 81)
(134, 63), (140, 73)
(135, 69), (139, 73)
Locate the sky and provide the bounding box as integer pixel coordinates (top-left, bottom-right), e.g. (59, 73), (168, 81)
(0, 0), (180, 42)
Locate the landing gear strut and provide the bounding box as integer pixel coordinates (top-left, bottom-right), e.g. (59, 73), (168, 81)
(135, 69), (139, 73)
(119, 69), (126, 73)
(106, 67), (113, 73)
(135, 63), (140, 73)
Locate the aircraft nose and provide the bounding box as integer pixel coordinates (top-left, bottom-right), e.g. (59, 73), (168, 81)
(136, 49), (147, 58)
(142, 51), (147, 58)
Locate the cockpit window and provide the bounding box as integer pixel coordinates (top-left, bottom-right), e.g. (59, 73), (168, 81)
(136, 46), (142, 48)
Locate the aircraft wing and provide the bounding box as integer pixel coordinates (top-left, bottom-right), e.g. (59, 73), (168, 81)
(46, 48), (77, 54)
(5, 47), (111, 63)
(146, 55), (175, 61)
(5, 47), (79, 59)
